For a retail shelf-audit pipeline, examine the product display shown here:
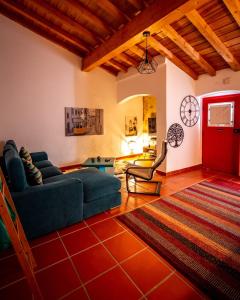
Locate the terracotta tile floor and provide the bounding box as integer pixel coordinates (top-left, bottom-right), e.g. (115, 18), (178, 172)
(0, 168), (234, 300)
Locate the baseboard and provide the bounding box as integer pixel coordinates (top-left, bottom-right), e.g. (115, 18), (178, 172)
(156, 164), (202, 177)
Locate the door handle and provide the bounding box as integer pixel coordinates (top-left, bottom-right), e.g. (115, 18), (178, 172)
(233, 128), (240, 134)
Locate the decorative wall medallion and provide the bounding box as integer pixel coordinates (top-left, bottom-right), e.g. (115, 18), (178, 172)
(180, 95), (200, 127)
(167, 123), (184, 148)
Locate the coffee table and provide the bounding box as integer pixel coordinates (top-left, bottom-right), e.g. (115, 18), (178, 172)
(81, 157), (115, 173)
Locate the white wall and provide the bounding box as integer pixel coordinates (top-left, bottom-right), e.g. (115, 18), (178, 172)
(166, 60), (201, 172)
(0, 15), (142, 166)
(195, 69), (240, 96)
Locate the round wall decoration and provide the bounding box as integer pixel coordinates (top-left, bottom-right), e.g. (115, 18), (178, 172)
(180, 95), (200, 127)
(167, 123), (184, 148)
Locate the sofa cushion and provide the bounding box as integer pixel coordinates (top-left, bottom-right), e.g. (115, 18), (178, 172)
(34, 160), (53, 169)
(22, 158), (43, 185)
(4, 150), (28, 192)
(19, 147), (32, 162)
(43, 168), (121, 203)
(40, 166), (62, 179)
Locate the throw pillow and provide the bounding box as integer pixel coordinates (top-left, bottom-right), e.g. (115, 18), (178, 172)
(19, 147), (32, 162)
(22, 158), (43, 185)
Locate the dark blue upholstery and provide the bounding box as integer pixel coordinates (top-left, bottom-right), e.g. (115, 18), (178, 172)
(12, 178), (83, 239)
(4, 147), (28, 192)
(40, 166), (62, 179)
(44, 168), (121, 202)
(34, 160), (53, 169)
(30, 151), (48, 162)
(2, 140), (121, 240)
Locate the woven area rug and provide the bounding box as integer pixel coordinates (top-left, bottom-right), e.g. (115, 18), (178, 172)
(117, 178), (240, 299)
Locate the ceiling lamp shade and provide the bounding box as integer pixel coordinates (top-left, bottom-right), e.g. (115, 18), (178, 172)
(137, 31), (158, 74)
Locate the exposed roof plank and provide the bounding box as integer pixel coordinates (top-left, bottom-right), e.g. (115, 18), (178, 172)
(0, 0), (89, 53)
(0, 4), (84, 57)
(100, 0), (130, 22)
(82, 0), (207, 71)
(129, 45), (145, 58)
(162, 24), (216, 75)
(108, 59), (128, 72)
(118, 53), (139, 66)
(100, 64), (119, 76)
(223, 0), (240, 26)
(66, 0), (114, 36)
(148, 36), (198, 79)
(31, 0), (100, 46)
(186, 9), (240, 71)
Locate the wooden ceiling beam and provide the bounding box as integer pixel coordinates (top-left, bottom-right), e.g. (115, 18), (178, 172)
(31, 0), (100, 46)
(162, 24), (216, 76)
(108, 59), (128, 72)
(0, 4), (84, 57)
(100, 0), (131, 22)
(0, 0), (89, 53)
(118, 53), (138, 67)
(186, 9), (240, 71)
(100, 65), (119, 76)
(148, 36), (198, 79)
(82, 0), (209, 71)
(223, 0), (240, 26)
(129, 45), (145, 58)
(66, 0), (114, 36)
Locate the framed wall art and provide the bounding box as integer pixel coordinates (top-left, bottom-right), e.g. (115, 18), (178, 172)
(65, 107), (103, 136)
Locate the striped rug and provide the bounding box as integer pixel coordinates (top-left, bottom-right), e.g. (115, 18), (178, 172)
(117, 178), (240, 299)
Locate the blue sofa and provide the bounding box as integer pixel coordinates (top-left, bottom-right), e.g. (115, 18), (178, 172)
(2, 140), (121, 239)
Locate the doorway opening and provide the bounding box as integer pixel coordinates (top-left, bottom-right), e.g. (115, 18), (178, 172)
(119, 94), (157, 157)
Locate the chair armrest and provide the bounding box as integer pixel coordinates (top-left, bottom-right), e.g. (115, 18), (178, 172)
(133, 158), (155, 164)
(30, 151), (48, 162)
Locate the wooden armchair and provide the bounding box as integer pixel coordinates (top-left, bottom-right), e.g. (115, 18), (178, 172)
(125, 140), (167, 195)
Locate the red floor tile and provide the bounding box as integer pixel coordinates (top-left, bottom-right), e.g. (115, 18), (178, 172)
(30, 231), (59, 247)
(32, 238), (68, 270)
(121, 249), (173, 293)
(0, 279), (32, 300)
(90, 218), (125, 240)
(63, 287), (89, 300)
(72, 243), (116, 283)
(61, 227), (99, 255)
(58, 221), (87, 236)
(104, 231), (145, 262)
(86, 266), (142, 300)
(0, 255), (24, 288)
(36, 259), (81, 300)
(147, 273), (203, 300)
(85, 212), (110, 226)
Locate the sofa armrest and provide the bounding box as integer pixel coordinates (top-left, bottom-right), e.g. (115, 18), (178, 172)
(30, 151), (48, 162)
(12, 178), (83, 239)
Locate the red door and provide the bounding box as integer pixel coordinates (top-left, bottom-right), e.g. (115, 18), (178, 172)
(202, 94), (240, 175)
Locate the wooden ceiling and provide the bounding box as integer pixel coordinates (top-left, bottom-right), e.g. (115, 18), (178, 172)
(0, 0), (239, 79)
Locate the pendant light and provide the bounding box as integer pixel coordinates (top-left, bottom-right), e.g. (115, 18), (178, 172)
(137, 31), (158, 74)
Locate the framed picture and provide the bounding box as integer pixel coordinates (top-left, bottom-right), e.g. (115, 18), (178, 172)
(65, 107), (103, 136)
(125, 116), (137, 136)
(148, 117), (156, 134)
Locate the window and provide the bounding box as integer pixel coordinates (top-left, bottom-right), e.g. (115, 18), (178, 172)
(208, 102), (234, 127)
